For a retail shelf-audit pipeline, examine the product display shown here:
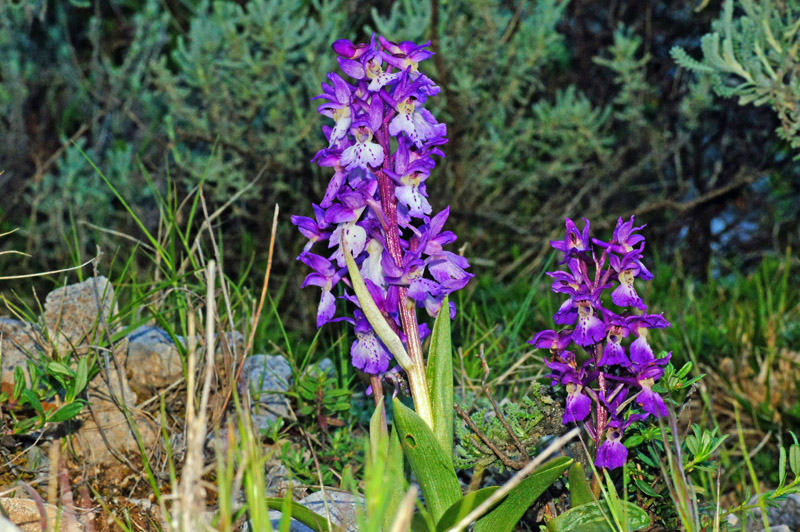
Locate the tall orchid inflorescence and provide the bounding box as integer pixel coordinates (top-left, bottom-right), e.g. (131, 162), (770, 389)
(292, 35), (472, 427)
(530, 216), (671, 470)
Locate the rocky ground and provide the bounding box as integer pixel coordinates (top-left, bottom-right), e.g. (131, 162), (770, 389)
(0, 276), (362, 531)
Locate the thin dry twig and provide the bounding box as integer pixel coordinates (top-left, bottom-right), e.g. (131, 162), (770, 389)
(0, 258), (95, 280)
(453, 403), (523, 470)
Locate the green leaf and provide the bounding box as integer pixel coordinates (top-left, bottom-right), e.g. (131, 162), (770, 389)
(779, 446), (787, 487)
(20, 389), (45, 421)
(384, 424), (408, 532)
(392, 398), (461, 523)
(74, 358), (88, 396)
(624, 435), (643, 448)
(436, 487), (499, 531)
(675, 362), (693, 380)
(279, 487), (292, 532)
(474, 457), (572, 532)
(426, 295), (453, 461)
(411, 512), (434, 532)
(370, 402), (388, 462)
(13, 367), (25, 400)
(264, 498), (330, 532)
(47, 401), (85, 423)
(568, 462), (594, 507)
(545, 500), (650, 532)
(46, 361), (74, 377)
(634, 478), (660, 499)
(789, 443), (800, 477)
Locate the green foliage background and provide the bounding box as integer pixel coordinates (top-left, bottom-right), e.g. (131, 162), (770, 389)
(1, 0), (799, 333)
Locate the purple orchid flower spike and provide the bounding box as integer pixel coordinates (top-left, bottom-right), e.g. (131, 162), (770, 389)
(598, 310), (631, 367)
(341, 122), (385, 170)
(530, 215), (672, 468)
(315, 72), (354, 146)
(628, 314), (671, 365)
(631, 352), (672, 416)
(529, 329), (574, 351)
(294, 35), (469, 435)
(610, 250), (648, 310)
(573, 296), (606, 346)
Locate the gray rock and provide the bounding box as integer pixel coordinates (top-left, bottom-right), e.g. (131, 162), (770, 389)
(310, 357), (334, 377)
(125, 326), (185, 391)
(0, 318), (44, 384)
(746, 494), (800, 531)
(244, 355), (292, 424)
(125, 326), (246, 396)
(754, 526), (791, 532)
(265, 490), (362, 532)
(71, 337), (158, 464)
(43, 276), (117, 356)
(265, 462), (291, 496)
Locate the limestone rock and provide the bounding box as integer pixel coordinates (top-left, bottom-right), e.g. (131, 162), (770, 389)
(0, 318), (44, 384)
(125, 326), (246, 396)
(43, 277), (117, 356)
(243, 354), (292, 429)
(747, 494), (800, 531)
(125, 326), (185, 392)
(71, 339), (157, 464)
(0, 498), (80, 532)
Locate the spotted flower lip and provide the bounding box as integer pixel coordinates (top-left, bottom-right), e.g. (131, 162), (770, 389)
(531, 215), (671, 468)
(294, 35), (470, 376)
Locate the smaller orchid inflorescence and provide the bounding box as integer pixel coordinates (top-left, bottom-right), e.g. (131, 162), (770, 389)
(292, 35), (472, 427)
(530, 217), (671, 469)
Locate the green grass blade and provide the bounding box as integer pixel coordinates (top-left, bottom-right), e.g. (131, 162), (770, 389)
(385, 424), (408, 532)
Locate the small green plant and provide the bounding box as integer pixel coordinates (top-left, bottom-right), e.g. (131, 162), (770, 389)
(295, 368), (352, 431)
(0, 350), (96, 436)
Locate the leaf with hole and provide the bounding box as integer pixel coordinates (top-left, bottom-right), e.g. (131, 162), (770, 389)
(392, 398), (461, 523)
